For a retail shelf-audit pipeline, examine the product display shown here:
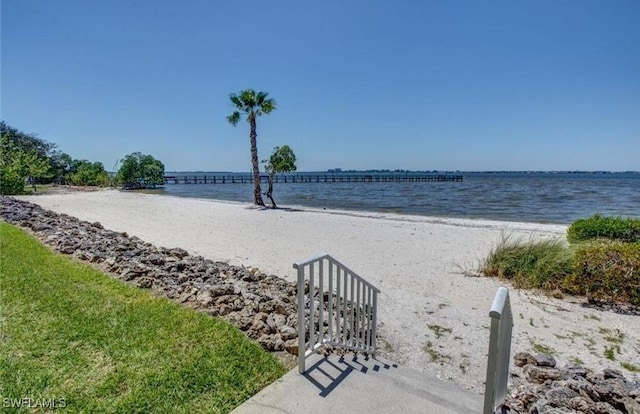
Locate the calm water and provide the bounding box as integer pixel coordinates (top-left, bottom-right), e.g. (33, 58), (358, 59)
(153, 172), (639, 224)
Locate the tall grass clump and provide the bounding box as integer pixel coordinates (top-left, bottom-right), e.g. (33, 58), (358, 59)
(567, 214), (640, 243)
(480, 236), (572, 289)
(565, 240), (640, 305)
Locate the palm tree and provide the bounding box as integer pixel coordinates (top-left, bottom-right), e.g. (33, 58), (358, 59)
(227, 89), (276, 206)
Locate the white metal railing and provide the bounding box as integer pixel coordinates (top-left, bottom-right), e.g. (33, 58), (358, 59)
(483, 287), (514, 414)
(294, 254), (380, 374)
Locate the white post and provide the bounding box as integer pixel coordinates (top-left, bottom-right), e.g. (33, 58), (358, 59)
(483, 287), (512, 414)
(296, 263), (306, 374)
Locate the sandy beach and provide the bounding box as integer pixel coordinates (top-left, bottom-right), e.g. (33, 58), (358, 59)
(17, 190), (640, 392)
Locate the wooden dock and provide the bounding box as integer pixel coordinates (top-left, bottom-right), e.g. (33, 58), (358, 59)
(163, 174), (463, 184)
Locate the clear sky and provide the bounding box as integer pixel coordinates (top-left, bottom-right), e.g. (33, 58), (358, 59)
(2, 1), (639, 172)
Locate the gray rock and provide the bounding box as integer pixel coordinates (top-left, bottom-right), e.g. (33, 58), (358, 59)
(569, 396), (593, 413)
(591, 401), (621, 414)
(603, 369), (625, 380)
(545, 386), (578, 408)
(623, 396), (640, 414)
(535, 354), (557, 368)
(280, 325), (298, 340)
(524, 365), (567, 384)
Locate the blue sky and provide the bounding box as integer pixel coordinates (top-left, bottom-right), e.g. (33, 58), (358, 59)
(2, 1), (639, 172)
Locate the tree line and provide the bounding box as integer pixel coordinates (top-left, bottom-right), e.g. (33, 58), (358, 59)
(0, 121), (164, 195)
(3, 88), (296, 208)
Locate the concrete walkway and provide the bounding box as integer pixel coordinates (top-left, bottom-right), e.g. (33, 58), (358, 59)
(232, 353), (483, 414)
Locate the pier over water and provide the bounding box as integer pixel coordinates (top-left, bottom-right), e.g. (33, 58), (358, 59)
(163, 173), (464, 184)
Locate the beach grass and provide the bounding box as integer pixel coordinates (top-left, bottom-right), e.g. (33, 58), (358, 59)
(479, 235), (572, 290)
(0, 222), (284, 413)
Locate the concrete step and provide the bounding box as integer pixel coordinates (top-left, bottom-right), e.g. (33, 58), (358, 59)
(232, 353), (483, 414)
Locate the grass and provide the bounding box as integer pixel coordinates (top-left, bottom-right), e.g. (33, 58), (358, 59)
(479, 230), (640, 305)
(423, 341), (451, 363)
(600, 328), (625, 344)
(479, 235), (572, 290)
(570, 357), (584, 366)
(0, 222), (285, 413)
(604, 346), (617, 361)
(427, 324), (452, 339)
(621, 361), (640, 373)
(531, 342), (555, 356)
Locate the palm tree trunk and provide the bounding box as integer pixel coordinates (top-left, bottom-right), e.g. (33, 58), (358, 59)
(249, 116), (265, 206)
(267, 172), (277, 209)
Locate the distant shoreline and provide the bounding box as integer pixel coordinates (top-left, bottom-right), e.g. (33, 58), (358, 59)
(165, 170), (640, 174)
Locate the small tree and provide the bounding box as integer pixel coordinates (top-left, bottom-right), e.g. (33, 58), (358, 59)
(262, 145), (297, 209)
(116, 152), (165, 189)
(70, 160), (110, 186)
(0, 133), (50, 194)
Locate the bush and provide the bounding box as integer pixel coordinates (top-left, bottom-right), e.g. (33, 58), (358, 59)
(565, 240), (640, 305)
(480, 236), (572, 290)
(567, 215), (640, 244)
(69, 160), (110, 186)
(0, 168), (25, 195)
(116, 152), (165, 189)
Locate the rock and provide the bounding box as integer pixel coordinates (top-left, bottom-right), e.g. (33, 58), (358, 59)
(178, 291), (194, 303)
(623, 397), (640, 414)
(524, 365), (567, 384)
(168, 247), (189, 258)
(120, 269), (139, 281)
(248, 321), (270, 338)
(508, 348), (640, 414)
(566, 365), (590, 379)
(569, 396), (593, 412)
(591, 401), (621, 414)
(515, 352), (537, 367)
(545, 387), (578, 408)
(280, 325), (297, 340)
(272, 313), (287, 329)
(274, 303), (288, 315)
(218, 304), (232, 316)
(136, 277), (153, 289)
(257, 334), (279, 351)
(535, 354), (557, 368)
(284, 339), (299, 355)
(196, 288), (213, 304)
(266, 315), (277, 333)
(144, 254), (165, 265)
(603, 369), (625, 380)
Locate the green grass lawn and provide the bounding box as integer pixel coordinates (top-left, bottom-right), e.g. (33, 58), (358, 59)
(0, 222), (285, 413)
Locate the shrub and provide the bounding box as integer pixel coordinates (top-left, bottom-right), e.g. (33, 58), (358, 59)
(565, 240), (640, 305)
(0, 168), (25, 195)
(480, 236), (572, 289)
(567, 215), (640, 243)
(116, 152), (165, 189)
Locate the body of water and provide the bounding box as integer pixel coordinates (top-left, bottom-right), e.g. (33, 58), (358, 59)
(153, 172), (639, 224)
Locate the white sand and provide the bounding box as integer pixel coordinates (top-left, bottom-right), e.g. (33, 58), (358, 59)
(18, 190), (640, 392)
